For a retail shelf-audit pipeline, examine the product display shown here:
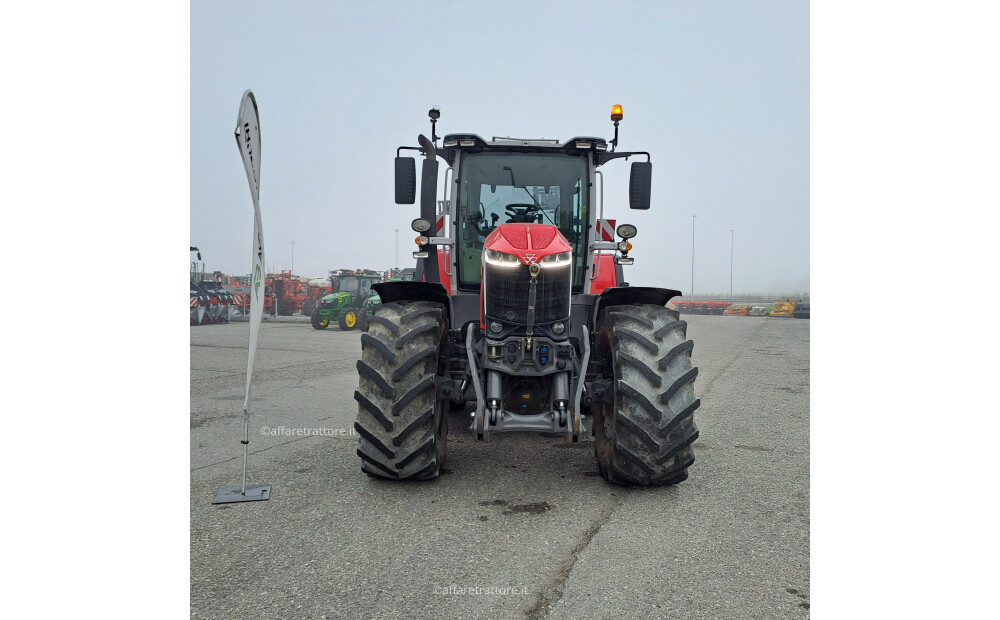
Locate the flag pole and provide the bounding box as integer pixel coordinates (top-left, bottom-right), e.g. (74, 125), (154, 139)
(214, 90), (271, 504)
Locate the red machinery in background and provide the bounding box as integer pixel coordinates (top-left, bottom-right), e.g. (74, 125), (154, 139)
(268, 270), (313, 316)
(671, 300), (734, 315)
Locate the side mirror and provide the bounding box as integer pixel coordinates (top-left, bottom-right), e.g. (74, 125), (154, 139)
(395, 157), (416, 204)
(629, 161), (652, 210)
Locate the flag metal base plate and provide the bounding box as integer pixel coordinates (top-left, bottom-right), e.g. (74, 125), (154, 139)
(213, 484), (271, 504)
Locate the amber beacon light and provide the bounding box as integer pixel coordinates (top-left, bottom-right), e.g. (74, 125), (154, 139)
(611, 104), (623, 122)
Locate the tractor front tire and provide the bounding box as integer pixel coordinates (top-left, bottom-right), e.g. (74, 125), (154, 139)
(310, 309), (329, 330)
(354, 301), (447, 481)
(593, 304), (700, 486)
(339, 307), (360, 330)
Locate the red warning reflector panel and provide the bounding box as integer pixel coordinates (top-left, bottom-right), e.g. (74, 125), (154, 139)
(597, 219), (616, 241)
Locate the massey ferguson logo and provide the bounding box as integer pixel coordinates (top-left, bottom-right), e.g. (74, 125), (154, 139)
(523, 253), (538, 265)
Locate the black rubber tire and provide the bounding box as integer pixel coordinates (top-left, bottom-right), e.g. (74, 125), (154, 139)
(593, 304), (700, 486)
(310, 308), (328, 330)
(354, 300), (447, 480)
(338, 306), (361, 331)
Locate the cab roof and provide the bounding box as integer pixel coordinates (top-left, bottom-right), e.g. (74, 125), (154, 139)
(437, 134), (608, 166)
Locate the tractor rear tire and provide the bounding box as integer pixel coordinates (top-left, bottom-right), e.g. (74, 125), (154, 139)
(339, 307), (361, 331)
(354, 300), (447, 481)
(593, 304), (700, 486)
(310, 309), (328, 330)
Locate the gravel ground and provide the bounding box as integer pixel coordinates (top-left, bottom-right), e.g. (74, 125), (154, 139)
(190, 314), (809, 619)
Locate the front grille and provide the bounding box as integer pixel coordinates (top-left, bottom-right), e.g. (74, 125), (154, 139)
(484, 262), (570, 324)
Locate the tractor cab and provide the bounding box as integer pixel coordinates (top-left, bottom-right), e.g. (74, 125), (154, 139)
(335, 274), (376, 298)
(449, 139), (594, 293)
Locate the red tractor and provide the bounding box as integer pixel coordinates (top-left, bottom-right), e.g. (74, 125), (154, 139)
(352, 106), (700, 486)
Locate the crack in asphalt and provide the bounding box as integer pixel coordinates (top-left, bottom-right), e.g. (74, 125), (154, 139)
(524, 495), (621, 619)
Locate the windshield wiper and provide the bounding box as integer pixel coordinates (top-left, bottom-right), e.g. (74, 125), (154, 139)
(502, 165), (558, 227)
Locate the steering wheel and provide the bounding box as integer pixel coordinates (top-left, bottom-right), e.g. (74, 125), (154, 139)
(505, 203), (540, 223)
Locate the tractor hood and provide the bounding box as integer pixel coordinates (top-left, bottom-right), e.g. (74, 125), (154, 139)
(483, 223), (573, 267)
(321, 292), (350, 303)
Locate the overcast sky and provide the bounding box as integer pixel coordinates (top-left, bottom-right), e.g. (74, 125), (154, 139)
(191, 0), (809, 296)
(8, 5), (1000, 612)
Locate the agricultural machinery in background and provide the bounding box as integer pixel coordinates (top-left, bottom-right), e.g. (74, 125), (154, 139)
(190, 277), (237, 325)
(189, 247), (261, 324)
(770, 299), (797, 317)
(303, 278), (333, 316)
(311, 269), (385, 331)
(352, 105), (700, 487)
(190, 280), (209, 325)
(202, 280), (238, 322)
(672, 300), (733, 315)
(673, 299), (809, 319)
(190, 247), (234, 325)
(190, 275), (239, 326)
(269, 270), (314, 316)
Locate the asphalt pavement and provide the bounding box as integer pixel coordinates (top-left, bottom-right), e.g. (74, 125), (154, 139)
(190, 314), (810, 619)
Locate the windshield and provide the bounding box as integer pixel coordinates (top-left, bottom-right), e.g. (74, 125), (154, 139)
(455, 152), (588, 290)
(336, 276), (374, 296)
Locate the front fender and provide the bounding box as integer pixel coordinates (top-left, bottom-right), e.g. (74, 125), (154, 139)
(372, 281), (451, 326)
(592, 286), (682, 332)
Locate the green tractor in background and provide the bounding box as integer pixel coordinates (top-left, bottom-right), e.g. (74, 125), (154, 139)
(311, 269), (382, 331)
(311, 268), (414, 331)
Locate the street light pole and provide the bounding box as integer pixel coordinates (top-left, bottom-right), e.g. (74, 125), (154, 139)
(730, 229), (734, 297)
(394, 229), (399, 270)
(290, 240), (295, 273)
(691, 215), (696, 296)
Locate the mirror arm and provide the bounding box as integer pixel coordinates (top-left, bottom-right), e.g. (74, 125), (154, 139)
(595, 151), (650, 166)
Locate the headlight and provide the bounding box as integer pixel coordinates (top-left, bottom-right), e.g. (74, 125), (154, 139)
(539, 251), (571, 268)
(616, 224), (637, 239)
(484, 249), (520, 267)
